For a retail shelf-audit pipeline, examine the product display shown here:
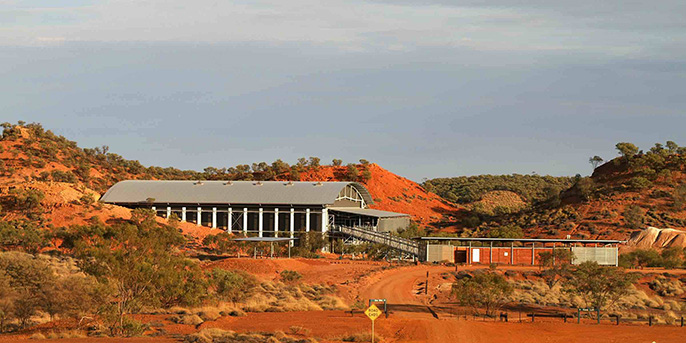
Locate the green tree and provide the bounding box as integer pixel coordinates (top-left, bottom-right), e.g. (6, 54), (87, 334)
(345, 164), (359, 182)
(487, 224), (523, 239)
(209, 269), (256, 305)
(666, 141), (679, 154)
(563, 262), (637, 311)
(622, 204), (645, 230)
(332, 159), (343, 166)
(452, 272), (513, 316)
(672, 184), (686, 210)
(615, 142), (639, 161)
(72, 218), (203, 335)
(589, 156), (604, 170)
(538, 249), (574, 289)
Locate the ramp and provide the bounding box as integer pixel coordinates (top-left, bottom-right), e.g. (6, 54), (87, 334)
(332, 224), (420, 257)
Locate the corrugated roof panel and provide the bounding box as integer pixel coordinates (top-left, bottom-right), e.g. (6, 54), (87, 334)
(100, 180), (374, 206)
(329, 207), (410, 218)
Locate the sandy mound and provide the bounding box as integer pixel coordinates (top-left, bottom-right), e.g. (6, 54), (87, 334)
(628, 227), (686, 248)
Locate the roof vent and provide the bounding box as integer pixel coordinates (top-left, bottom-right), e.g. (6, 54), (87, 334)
(285, 181), (294, 186)
(314, 181), (323, 186)
(194, 181), (204, 186)
(224, 181), (233, 186)
(254, 181), (263, 186)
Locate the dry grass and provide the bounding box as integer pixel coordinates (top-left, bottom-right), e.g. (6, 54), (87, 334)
(44, 330), (88, 339)
(240, 282), (347, 313)
(184, 328), (318, 343)
(338, 333), (383, 342)
(28, 333), (46, 340)
(172, 314), (204, 326)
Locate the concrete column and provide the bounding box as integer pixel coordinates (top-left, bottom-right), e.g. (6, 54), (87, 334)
(305, 208), (311, 232)
(531, 243), (535, 266)
(258, 207), (264, 237)
(321, 208), (328, 234)
(166, 206), (171, 219)
(227, 208), (233, 234)
(243, 208), (248, 235)
(274, 208), (279, 237)
(489, 241), (493, 264)
(511, 242), (514, 265)
(212, 207), (217, 229)
(197, 207), (202, 226)
(290, 208), (295, 238)
(181, 207), (186, 222)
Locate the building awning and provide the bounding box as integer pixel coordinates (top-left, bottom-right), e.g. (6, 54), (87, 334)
(414, 237), (625, 244)
(232, 237), (298, 242)
(329, 207), (410, 218)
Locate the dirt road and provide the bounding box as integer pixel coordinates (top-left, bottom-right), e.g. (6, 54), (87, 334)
(357, 264), (686, 343)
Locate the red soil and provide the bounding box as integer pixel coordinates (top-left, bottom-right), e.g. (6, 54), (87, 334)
(300, 164), (460, 225)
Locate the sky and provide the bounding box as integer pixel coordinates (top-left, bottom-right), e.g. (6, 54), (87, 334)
(1, 0), (685, 181)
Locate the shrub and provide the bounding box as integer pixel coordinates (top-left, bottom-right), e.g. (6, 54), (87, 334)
(280, 270), (302, 284)
(208, 269), (257, 305)
(563, 261), (638, 311)
(629, 176), (652, 190)
(622, 205), (645, 230)
(452, 272), (513, 316)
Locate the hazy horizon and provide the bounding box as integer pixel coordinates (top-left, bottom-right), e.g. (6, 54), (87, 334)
(2, 1), (685, 181)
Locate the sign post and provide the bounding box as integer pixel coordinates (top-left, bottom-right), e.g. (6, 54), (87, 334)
(365, 304), (382, 343)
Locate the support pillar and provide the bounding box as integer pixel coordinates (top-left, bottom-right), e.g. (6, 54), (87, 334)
(212, 207), (217, 229)
(274, 208), (279, 237)
(196, 207), (202, 226)
(321, 208), (328, 234)
(468, 241), (472, 265)
(511, 241), (514, 265)
(531, 242), (535, 266)
(243, 208), (248, 235)
(290, 208), (295, 243)
(227, 208), (233, 234)
(305, 208), (311, 232)
(258, 208), (264, 237)
(489, 241), (493, 264)
(181, 207), (186, 222)
(166, 206), (171, 219)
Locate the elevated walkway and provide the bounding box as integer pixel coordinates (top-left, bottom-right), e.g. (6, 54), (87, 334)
(331, 224), (420, 257)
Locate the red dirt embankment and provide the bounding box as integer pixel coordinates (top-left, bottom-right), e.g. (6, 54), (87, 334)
(300, 163), (459, 225)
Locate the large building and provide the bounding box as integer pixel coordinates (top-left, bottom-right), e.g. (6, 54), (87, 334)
(100, 180), (410, 237)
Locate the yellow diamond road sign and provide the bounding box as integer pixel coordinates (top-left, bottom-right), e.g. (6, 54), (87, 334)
(365, 304), (382, 321)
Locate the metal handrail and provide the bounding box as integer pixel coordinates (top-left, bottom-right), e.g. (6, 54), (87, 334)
(332, 224), (419, 256)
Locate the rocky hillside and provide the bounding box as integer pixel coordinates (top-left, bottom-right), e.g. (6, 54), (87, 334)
(445, 141), (686, 244)
(299, 163), (458, 225)
(0, 122), (457, 232)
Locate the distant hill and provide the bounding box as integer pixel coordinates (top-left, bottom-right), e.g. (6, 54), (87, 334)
(444, 141), (686, 243)
(424, 174), (574, 204)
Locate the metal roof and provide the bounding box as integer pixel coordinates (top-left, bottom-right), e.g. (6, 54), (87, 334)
(414, 237), (625, 244)
(100, 180), (374, 206)
(329, 207), (410, 218)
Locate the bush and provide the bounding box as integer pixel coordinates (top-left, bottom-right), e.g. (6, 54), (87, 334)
(629, 176), (652, 190)
(452, 272), (513, 316)
(208, 269), (257, 305)
(280, 270), (302, 284)
(622, 205), (645, 230)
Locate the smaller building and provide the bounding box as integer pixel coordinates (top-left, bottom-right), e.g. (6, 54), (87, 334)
(418, 237), (624, 266)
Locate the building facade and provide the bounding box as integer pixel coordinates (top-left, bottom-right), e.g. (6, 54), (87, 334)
(100, 180), (410, 237)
